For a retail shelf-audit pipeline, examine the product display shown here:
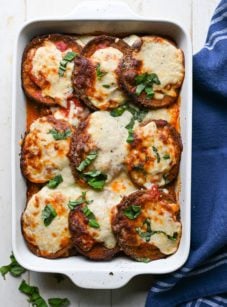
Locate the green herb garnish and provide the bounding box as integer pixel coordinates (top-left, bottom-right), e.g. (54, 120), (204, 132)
(110, 104), (128, 117)
(125, 117), (135, 143)
(68, 192), (93, 210)
(96, 63), (107, 80)
(102, 84), (110, 88)
(111, 103), (148, 144)
(0, 253), (26, 279)
(48, 298), (70, 307)
(82, 205), (100, 228)
(49, 128), (71, 140)
(76, 151), (98, 172)
(123, 205), (141, 220)
(41, 204), (57, 226)
(135, 73), (160, 98)
(59, 51), (78, 77)
(47, 175), (63, 189)
(152, 146), (160, 163)
(82, 170), (107, 190)
(136, 218), (178, 242)
(163, 154), (170, 160)
(19, 280), (70, 307)
(110, 103), (148, 122)
(19, 280), (48, 307)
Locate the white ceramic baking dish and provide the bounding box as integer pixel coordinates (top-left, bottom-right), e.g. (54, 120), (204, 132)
(12, 0), (192, 289)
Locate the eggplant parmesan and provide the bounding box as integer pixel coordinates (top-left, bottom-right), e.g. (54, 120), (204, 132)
(112, 186), (182, 262)
(21, 116), (72, 183)
(69, 173), (136, 260)
(72, 35), (131, 110)
(22, 187), (75, 258)
(120, 36), (184, 108)
(22, 34), (81, 107)
(125, 120), (182, 188)
(69, 110), (132, 186)
(20, 33), (184, 262)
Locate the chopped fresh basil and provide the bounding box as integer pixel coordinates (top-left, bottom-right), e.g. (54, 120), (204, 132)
(76, 151), (98, 172)
(19, 280), (48, 307)
(0, 253), (26, 279)
(68, 192), (93, 210)
(96, 63), (107, 80)
(110, 104), (128, 117)
(123, 205), (141, 220)
(102, 84), (110, 88)
(58, 51), (78, 77)
(41, 204), (57, 227)
(136, 218), (154, 242)
(135, 73), (160, 98)
(144, 86), (154, 98)
(63, 51), (78, 62)
(82, 170), (107, 190)
(167, 232), (178, 241)
(88, 219), (100, 228)
(82, 205), (100, 228)
(48, 298), (70, 307)
(136, 218), (178, 242)
(135, 83), (146, 96)
(47, 175), (63, 189)
(49, 128), (72, 140)
(125, 117), (135, 143)
(163, 154), (170, 160)
(110, 102), (148, 123)
(152, 146), (160, 163)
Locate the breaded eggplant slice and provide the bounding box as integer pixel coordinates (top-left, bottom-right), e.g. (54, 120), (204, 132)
(112, 186), (182, 262)
(125, 119), (182, 188)
(69, 189), (122, 260)
(53, 97), (90, 128)
(120, 36), (185, 108)
(69, 110), (132, 186)
(22, 187), (74, 258)
(72, 35), (131, 110)
(22, 34), (82, 107)
(21, 115), (72, 183)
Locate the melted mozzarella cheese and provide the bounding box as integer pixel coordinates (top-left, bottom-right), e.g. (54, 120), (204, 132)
(123, 34), (141, 47)
(139, 121), (176, 186)
(75, 35), (95, 47)
(143, 108), (170, 123)
(86, 189), (119, 249)
(89, 47), (126, 109)
(135, 37), (184, 98)
(86, 173), (136, 249)
(88, 111), (132, 182)
(31, 41), (74, 107)
(23, 187), (81, 255)
(24, 117), (70, 183)
(144, 206), (181, 255)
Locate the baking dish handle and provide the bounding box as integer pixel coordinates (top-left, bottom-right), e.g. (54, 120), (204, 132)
(64, 0), (141, 20)
(66, 270), (135, 289)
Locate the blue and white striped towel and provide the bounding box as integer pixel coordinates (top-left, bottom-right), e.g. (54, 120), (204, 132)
(146, 1), (227, 306)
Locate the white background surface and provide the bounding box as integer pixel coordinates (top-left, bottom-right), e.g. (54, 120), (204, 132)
(0, 0), (219, 306)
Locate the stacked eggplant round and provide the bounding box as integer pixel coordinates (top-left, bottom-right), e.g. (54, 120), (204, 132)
(20, 33), (184, 262)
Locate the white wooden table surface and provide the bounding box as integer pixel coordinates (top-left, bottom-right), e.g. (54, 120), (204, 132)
(0, 0), (219, 306)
